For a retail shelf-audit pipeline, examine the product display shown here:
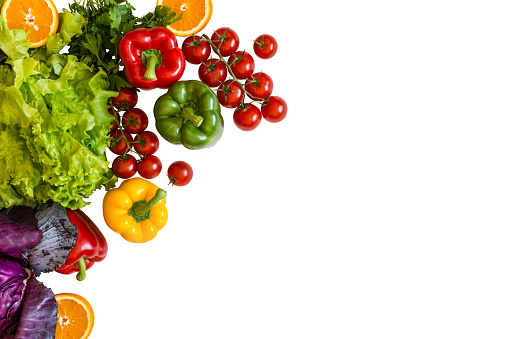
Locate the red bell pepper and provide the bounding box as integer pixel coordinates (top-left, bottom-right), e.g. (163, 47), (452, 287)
(56, 209), (108, 281)
(119, 26), (185, 90)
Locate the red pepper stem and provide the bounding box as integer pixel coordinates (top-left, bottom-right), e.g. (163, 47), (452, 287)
(181, 106), (204, 127)
(76, 257), (87, 281)
(133, 189), (167, 216)
(144, 54), (158, 80)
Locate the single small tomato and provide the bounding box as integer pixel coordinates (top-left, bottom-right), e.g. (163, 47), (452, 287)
(217, 80), (244, 109)
(109, 129), (133, 155)
(134, 131), (159, 156)
(112, 155), (137, 179)
(233, 104), (262, 131)
(121, 108), (149, 134)
(261, 96), (288, 123)
(253, 34), (278, 59)
(198, 59), (228, 87)
(211, 27), (240, 57)
(245, 72), (273, 101)
(167, 161), (193, 186)
(182, 35), (212, 65)
(227, 51), (255, 80)
(137, 155), (162, 179)
(112, 87), (138, 110)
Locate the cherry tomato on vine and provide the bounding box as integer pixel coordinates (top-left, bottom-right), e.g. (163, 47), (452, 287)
(253, 34), (278, 59)
(245, 72), (273, 101)
(112, 155), (137, 179)
(261, 96), (288, 123)
(198, 59), (227, 87)
(121, 108), (149, 134)
(167, 161), (193, 186)
(137, 155), (162, 179)
(112, 87), (138, 110)
(217, 80), (244, 109)
(182, 35), (211, 65)
(109, 129), (133, 155)
(211, 27), (240, 57)
(134, 131), (159, 156)
(233, 104), (262, 131)
(227, 51), (255, 80)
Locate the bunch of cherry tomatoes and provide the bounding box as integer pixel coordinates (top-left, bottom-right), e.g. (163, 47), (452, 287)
(181, 28), (287, 131)
(108, 88), (163, 180)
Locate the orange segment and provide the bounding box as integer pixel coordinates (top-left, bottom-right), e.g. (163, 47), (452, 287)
(1, 0), (59, 48)
(156, 0), (213, 37)
(55, 293), (95, 339)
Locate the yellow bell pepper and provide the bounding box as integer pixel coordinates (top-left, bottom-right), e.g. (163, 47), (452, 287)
(103, 178), (168, 243)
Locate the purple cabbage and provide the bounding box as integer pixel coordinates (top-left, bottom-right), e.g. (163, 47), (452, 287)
(0, 204), (78, 339)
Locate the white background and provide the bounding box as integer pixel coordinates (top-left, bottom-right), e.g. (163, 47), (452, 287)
(39, 0), (508, 338)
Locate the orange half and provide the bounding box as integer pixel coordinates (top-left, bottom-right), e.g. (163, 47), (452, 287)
(156, 0), (213, 37)
(55, 293), (95, 339)
(1, 0), (59, 48)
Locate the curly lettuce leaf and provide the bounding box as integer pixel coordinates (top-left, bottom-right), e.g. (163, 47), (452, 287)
(45, 10), (85, 55)
(0, 54), (117, 209)
(0, 17), (29, 61)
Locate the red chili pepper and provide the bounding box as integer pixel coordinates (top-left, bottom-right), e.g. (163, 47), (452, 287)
(56, 209), (108, 281)
(119, 26), (185, 90)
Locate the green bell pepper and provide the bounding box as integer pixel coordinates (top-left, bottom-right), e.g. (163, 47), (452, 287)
(153, 81), (224, 150)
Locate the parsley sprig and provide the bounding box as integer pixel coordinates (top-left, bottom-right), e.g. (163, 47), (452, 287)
(67, 0), (181, 90)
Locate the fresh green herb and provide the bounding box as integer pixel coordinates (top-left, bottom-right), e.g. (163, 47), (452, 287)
(67, 0), (181, 90)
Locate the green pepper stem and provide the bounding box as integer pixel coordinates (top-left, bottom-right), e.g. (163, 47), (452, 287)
(144, 54), (158, 80)
(133, 189), (167, 216)
(181, 106), (204, 127)
(76, 257), (87, 281)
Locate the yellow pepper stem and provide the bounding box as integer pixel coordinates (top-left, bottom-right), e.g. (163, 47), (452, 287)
(133, 189), (167, 217)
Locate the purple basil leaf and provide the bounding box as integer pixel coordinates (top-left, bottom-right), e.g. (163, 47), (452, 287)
(28, 203), (77, 275)
(0, 257), (29, 335)
(0, 208), (42, 261)
(14, 277), (57, 339)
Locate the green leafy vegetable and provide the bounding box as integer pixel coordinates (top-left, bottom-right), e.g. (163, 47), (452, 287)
(0, 11), (118, 209)
(67, 0), (181, 90)
(0, 17), (30, 61)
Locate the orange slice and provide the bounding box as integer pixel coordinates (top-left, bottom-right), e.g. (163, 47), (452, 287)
(156, 0), (213, 37)
(55, 293), (95, 339)
(1, 0), (59, 48)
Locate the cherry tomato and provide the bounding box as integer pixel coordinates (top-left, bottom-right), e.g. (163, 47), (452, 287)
(182, 35), (211, 65)
(245, 72), (273, 101)
(233, 104), (262, 131)
(167, 161), (193, 186)
(137, 155), (162, 179)
(211, 27), (239, 57)
(253, 34), (278, 59)
(134, 131), (159, 155)
(198, 59), (227, 87)
(227, 51), (255, 80)
(261, 96), (288, 123)
(121, 108), (149, 134)
(109, 129), (133, 155)
(112, 87), (138, 110)
(112, 155), (137, 179)
(108, 108), (118, 133)
(217, 80), (244, 109)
